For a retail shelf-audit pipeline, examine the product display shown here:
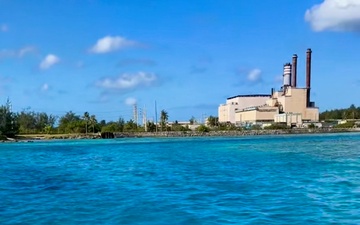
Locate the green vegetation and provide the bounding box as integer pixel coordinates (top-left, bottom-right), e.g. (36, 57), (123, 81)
(171, 121), (190, 132)
(320, 104), (360, 120)
(196, 124), (210, 132)
(0, 100), (19, 138)
(2, 98), (359, 139)
(0, 99), (160, 138)
(189, 116), (196, 125)
(308, 123), (316, 129)
(160, 110), (168, 131)
(264, 123), (289, 130)
(334, 121), (355, 128)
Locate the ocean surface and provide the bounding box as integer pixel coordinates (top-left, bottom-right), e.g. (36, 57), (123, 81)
(1, 133), (360, 225)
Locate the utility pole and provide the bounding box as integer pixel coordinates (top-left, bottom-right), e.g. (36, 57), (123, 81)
(143, 106), (147, 132)
(155, 101), (158, 132)
(133, 104), (138, 125)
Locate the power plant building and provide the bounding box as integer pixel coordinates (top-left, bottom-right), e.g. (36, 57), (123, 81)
(218, 95), (270, 124)
(218, 49), (319, 126)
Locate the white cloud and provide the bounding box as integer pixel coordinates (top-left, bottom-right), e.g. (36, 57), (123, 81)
(1, 24), (8, 32)
(247, 69), (262, 82)
(0, 46), (36, 59)
(305, 0), (360, 32)
(89, 36), (137, 54)
(41, 83), (49, 91)
(125, 97), (137, 105)
(39, 54), (60, 70)
(96, 72), (157, 90)
(19, 46), (36, 57)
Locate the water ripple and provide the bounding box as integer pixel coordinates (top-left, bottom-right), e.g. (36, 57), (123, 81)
(1, 134), (360, 224)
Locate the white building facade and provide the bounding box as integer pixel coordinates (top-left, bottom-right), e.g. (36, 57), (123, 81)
(218, 95), (270, 124)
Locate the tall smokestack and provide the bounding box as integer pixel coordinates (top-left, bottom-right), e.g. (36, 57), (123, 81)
(306, 48), (312, 107)
(283, 63), (291, 87)
(291, 54), (297, 87)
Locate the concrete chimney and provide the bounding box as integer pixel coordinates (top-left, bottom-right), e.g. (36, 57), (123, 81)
(291, 54), (297, 87)
(306, 48), (312, 107)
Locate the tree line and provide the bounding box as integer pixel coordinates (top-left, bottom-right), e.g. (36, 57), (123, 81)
(320, 104), (360, 120)
(0, 99), (241, 138)
(8, 100), (355, 138)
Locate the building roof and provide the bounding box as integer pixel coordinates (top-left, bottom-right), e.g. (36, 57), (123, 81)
(227, 94), (271, 100)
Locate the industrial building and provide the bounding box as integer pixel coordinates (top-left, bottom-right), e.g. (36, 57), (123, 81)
(218, 94), (270, 124)
(218, 48), (319, 127)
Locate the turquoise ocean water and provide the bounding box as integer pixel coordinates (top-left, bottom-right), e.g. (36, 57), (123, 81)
(1, 133), (360, 224)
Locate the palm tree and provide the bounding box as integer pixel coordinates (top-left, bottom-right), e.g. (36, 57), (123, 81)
(83, 112), (90, 135)
(207, 116), (218, 127)
(160, 110), (168, 131)
(89, 114), (97, 134)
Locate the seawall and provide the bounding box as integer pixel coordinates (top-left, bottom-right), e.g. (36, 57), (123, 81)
(113, 128), (360, 138)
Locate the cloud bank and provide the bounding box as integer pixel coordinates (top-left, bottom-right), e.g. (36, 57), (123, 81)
(89, 36), (137, 54)
(39, 54), (60, 70)
(96, 72), (157, 91)
(305, 0), (360, 32)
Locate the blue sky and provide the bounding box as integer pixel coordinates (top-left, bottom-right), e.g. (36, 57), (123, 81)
(1, 0), (360, 123)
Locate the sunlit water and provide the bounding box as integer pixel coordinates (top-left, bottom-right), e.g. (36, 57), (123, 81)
(1, 133), (360, 224)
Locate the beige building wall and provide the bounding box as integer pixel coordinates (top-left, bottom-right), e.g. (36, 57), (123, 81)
(218, 95), (270, 123)
(218, 104), (237, 123)
(274, 113), (302, 126)
(304, 108), (319, 121)
(266, 87), (319, 122)
(235, 106), (278, 124)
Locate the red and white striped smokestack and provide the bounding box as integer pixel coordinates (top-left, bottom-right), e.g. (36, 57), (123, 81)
(306, 48), (312, 107)
(291, 54), (297, 87)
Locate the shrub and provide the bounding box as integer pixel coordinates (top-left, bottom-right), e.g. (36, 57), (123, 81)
(196, 125), (210, 132)
(264, 123), (289, 130)
(335, 121), (355, 128)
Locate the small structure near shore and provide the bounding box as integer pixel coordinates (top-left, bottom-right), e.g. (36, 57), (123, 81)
(101, 132), (115, 139)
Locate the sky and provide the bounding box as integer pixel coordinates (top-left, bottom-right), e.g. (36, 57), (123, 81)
(1, 0), (360, 123)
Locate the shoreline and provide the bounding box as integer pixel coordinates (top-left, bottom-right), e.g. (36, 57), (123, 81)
(5, 128), (360, 142)
(116, 128), (360, 138)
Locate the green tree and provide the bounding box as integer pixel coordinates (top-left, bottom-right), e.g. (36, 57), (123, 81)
(124, 119), (137, 132)
(118, 117), (125, 132)
(171, 121), (189, 131)
(207, 116), (218, 127)
(0, 99), (19, 137)
(101, 122), (119, 132)
(58, 111), (81, 133)
(101, 118), (125, 133)
(83, 112), (90, 135)
(189, 116), (196, 125)
(320, 104), (360, 120)
(17, 109), (36, 134)
(44, 125), (53, 134)
(196, 124), (210, 132)
(34, 112), (56, 133)
(160, 110), (168, 131)
(89, 114), (97, 133)
(335, 121), (355, 128)
(146, 121), (156, 132)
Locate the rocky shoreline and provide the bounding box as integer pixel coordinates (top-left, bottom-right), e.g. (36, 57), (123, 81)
(115, 128), (360, 138)
(3, 128), (359, 142)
